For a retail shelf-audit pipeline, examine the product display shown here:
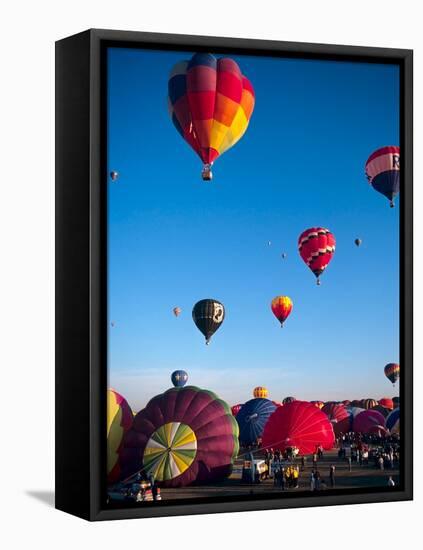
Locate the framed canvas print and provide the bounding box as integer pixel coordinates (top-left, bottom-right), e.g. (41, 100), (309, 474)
(55, 29), (413, 521)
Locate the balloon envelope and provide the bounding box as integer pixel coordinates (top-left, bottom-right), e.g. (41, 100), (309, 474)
(236, 398), (276, 445)
(171, 370), (188, 387)
(365, 146), (400, 207)
(298, 227), (335, 284)
(231, 403), (243, 416)
(322, 403), (351, 435)
(120, 386), (238, 487)
(361, 398), (378, 410)
(168, 53), (255, 175)
(271, 296), (293, 327)
(262, 401), (335, 455)
(282, 396), (296, 405)
(173, 307), (181, 317)
(107, 389), (133, 483)
(384, 363), (400, 386)
(192, 299), (225, 344)
(378, 397), (394, 410)
(253, 386), (268, 398)
(386, 408), (400, 434)
(353, 409), (386, 434)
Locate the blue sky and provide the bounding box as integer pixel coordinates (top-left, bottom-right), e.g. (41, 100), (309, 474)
(107, 47), (399, 411)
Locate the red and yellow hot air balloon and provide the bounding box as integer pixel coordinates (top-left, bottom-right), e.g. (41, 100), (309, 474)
(271, 296), (293, 327)
(298, 227), (336, 285)
(107, 389), (133, 483)
(253, 386), (268, 399)
(168, 53), (255, 181)
(384, 363), (400, 387)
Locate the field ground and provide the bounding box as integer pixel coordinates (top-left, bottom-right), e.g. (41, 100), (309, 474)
(158, 449), (399, 500)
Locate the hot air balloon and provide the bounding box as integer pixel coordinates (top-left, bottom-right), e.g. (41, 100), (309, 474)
(371, 405), (390, 418)
(282, 396), (296, 405)
(311, 400), (324, 409)
(281, 253), (287, 259)
(107, 389), (133, 483)
(110, 170), (119, 181)
(173, 306), (182, 317)
(386, 408), (400, 435)
(262, 401), (335, 455)
(253, 386), (268, 399)
(378, 397), (394, 410)
(271, 296), (293, 327)
(353, 409), (385, 434)
(342, 400), (351, 407)
(298, 227), (336, 285)
(171, 370), (188, 387)
(322, 403), (351, 436)
(384, 363), (400, 387)
(236, 398), (276, 446)
(119, 386), (239, 487)
(361, 398), (378, 410)
(168, 53), (255, 181)
(355, 238), (362, 247)
(365, 146), (400, 207)
(346, 406), (365, 420)
(392, 396), (400, 409)
(192, 299), (225, 344)
(231, 403), (243, 416)
(350, 399), (362, 408)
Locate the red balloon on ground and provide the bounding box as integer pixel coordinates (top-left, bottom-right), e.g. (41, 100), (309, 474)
(321, 403), (351, 436)
(378, 397), (394, 410)
(262, 401), (335, 455)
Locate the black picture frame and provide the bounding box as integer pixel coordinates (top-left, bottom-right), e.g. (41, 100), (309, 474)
(55, 28), (413, 521)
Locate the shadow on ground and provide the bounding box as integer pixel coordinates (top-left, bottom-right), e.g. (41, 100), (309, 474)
(26, 490), (55, 507)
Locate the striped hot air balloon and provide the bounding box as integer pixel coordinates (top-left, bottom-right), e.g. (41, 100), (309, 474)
(384, 363), (400, 387)
(365, 146), (400, 207)
(386, 408), (400, 435)
(107, 389), (133, 483)
(253, 386), (268, 399)
(298, 227), (336, 285)
(168, 53), (255, 181)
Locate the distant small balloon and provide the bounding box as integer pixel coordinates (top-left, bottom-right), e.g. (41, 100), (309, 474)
(111, 321), (115, 327)
(355, 238), (362, 247)
(110, 170), (119, 181)
(281, 253), (287, 259)
(173, 307), (181, 317)
(171, 370), (188, 387)
(268, 241), (272, 246)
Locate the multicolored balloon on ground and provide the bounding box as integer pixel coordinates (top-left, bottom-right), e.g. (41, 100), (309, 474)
(298, 227), (336, 285)
(262, 401), (335, 455)
(107, 389), (133, 483)
(384, 363), (400, 387)
(168, 52), (255, 181)
(365, 146), (400, 207)
(361, 398), (378, 410)
(236, 398), (276, 445)
(371, 405), (390, 418)
(192, 299), (225, 344)
(119, 386), (238, 487)
(171, 370), (188, 387)
(392, 396), (400, 409)
(271, 296), (293, 327)
(253, 386), (268, 399)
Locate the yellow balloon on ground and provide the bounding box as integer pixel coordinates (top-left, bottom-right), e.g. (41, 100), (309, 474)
(107, 389), (133, 483)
